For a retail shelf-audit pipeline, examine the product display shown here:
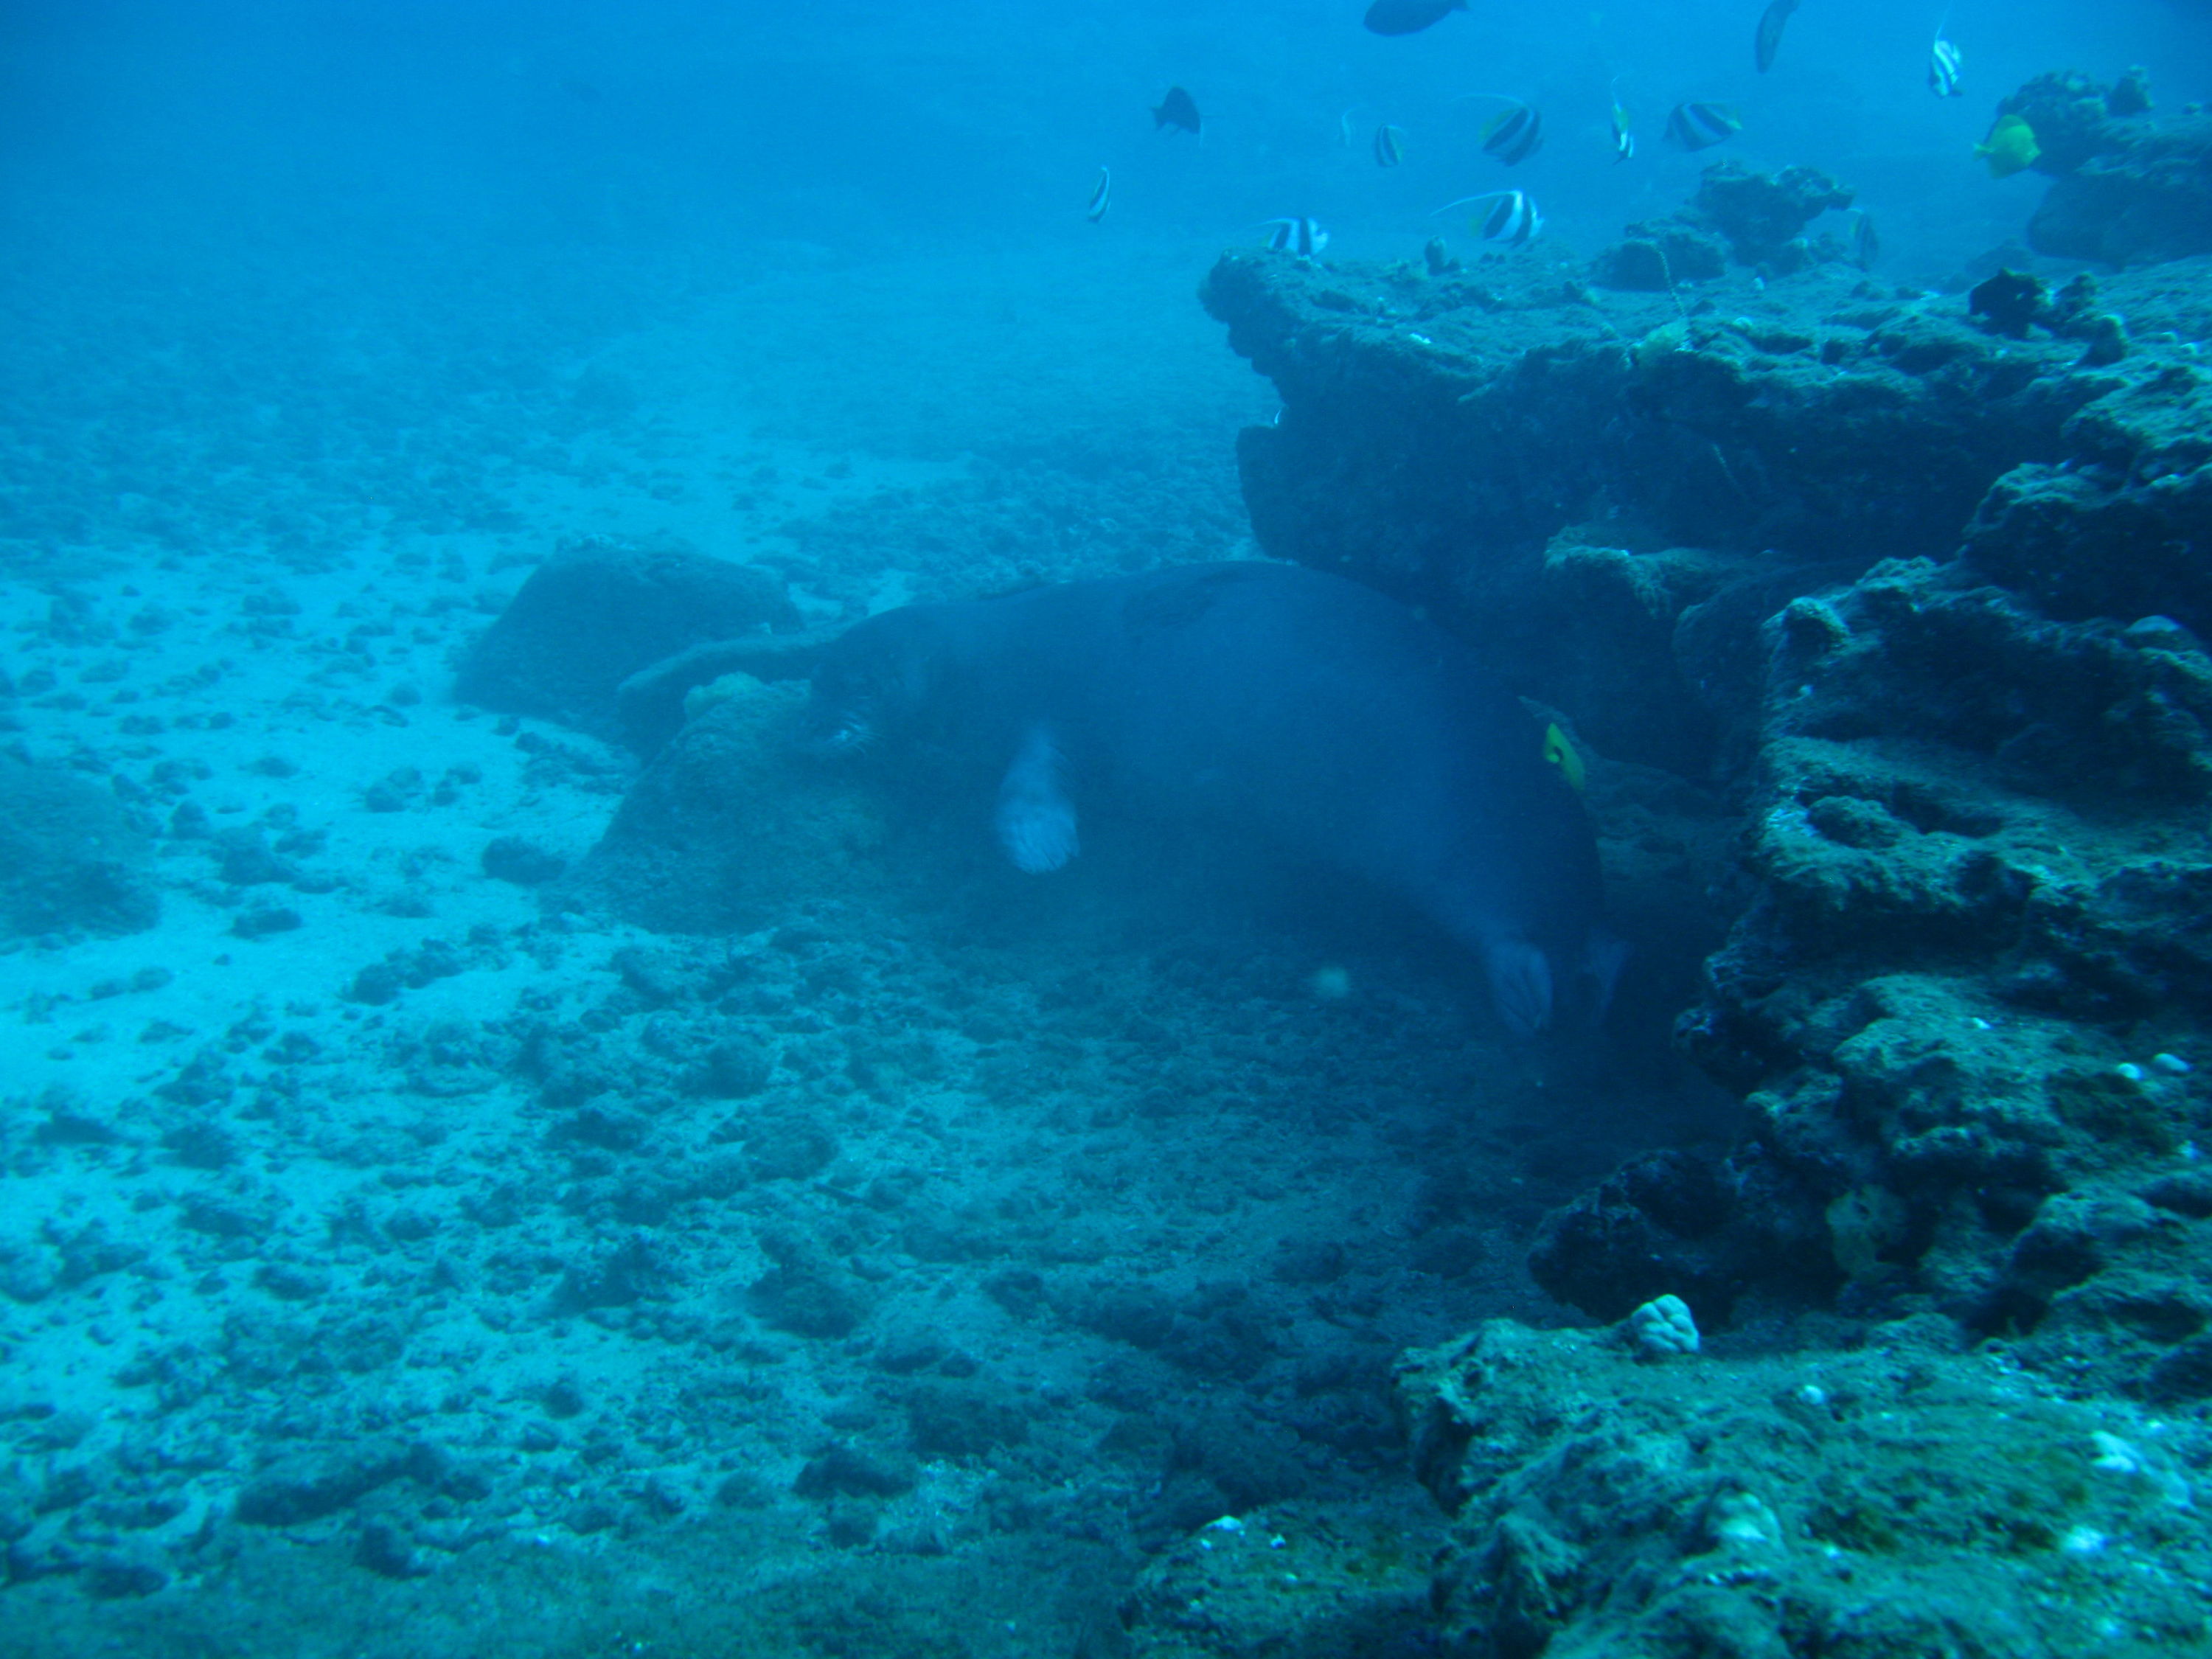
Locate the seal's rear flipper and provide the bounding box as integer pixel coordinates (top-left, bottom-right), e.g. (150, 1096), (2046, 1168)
(1586, 929), (1630, 1020)
(1484, 937), (1554, 1039)
(996, 723), (1079, 874)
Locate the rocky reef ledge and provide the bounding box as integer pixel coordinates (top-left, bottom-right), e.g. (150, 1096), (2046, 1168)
(1202, 167), (2212, 1405)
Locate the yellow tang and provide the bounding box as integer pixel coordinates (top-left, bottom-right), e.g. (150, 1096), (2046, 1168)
(1543, 722), (1586, 793)
(1976, 114), (2041, 178)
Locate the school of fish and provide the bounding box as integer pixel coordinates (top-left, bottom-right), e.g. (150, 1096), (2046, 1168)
(1082, 2), (2037, 275)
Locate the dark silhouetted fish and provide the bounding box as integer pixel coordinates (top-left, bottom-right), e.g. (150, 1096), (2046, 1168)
(1153, 86), (1202, 136)
(1754, 0), (1800, 72)
(1851, 210), (1879, 270)
(1374, 122), (1407, 166)
(1364, 0), (1470, 35)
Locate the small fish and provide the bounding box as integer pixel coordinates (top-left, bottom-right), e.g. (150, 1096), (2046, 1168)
(1611, 100), (1635, 162)
(1256, 217), (1330, 256)
(1929, 37), (1964, 97)
(1665, 101), (1742, 151)
(1364, 0), (1470, 36)
(1755, 0), (1800, 72)
(1085, 166), (1111, 223)
(1434, 190), (1543, 247)
(1975, 113), (2040, 178)
(1481, 100), (1544, 165)
(1850, 210), (1879, 271)
(1340, 108), (1359, 147)
(1374, 122), (1408, 167)
(1153, 86), (1201, 136)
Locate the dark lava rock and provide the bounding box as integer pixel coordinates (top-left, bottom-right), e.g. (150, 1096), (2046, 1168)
(562, 687), (890, 934)
(1964, 347), (2212, 636)
(481, 835), (566, 886)
(230, 903), (302, 938)
(454, 533), (801, 742)
(0, 753), (157, 937)
(1595, 162), (1851, 286)
(234, 1442), (413, 1526)
(902, 1381), (1030, 1458)
(1967, 268), (2048, 338)
(1999, 68), (2155, 177)
(1997, 69), (2212, 266)
(748, 1233), (870, 1338)
(1528, 1147), (1837, 1324)
(793, 1444), (917, 1500)
(1673, 552), (2212, 1371)
(1200, 242), (2101, 772)
(356, 1517), (430, 1579)
(1394, 1318), (2211, 1658)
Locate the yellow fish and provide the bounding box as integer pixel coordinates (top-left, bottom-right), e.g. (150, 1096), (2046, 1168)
(1975, 114), (2040, 178)
(1543, 723), (1586, 793)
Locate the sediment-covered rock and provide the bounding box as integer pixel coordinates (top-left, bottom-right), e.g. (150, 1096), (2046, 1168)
(0, 752), (158, 938)
(560, 676), (889, 933)
(1997, 69), (2212, 266)
(1393, 1316), (2212, 1658)
(1200, 234), (2106, 774)
(1662, 557), (2212, 1361)
(455, 533), (801, 744)
(1203, 191), (2212, 1385)
(1594, 161), (1855, 288)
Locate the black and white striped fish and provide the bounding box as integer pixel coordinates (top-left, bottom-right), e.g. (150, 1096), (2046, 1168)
(1664, 101), (1741, 151)
(1374, 123), (1408, 167)
(1435, 189), (1543, 248)
(1256, 217), (1329, 256)
(1929, 37), (1964, 97)
(1481, 100), (1544, 165)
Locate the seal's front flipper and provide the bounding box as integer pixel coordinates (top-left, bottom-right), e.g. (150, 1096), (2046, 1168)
(996, 723), (1079, 874)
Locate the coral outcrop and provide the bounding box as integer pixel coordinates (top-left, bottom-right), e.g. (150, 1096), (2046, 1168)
(1394, 1316), (2211, 1658)
(1999, 69), (2212, 266)
(1202, 174), (2212, 1393)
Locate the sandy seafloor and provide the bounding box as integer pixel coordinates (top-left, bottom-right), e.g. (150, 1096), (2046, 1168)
(0, 225), (1737, 1653)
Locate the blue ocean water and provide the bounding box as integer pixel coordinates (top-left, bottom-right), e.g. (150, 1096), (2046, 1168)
(5, 0), (2212, 1652)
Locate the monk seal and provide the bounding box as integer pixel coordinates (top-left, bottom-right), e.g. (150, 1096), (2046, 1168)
(804, 562), (1614, 1036)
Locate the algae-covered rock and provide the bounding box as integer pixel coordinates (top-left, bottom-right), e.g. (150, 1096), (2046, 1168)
(1966, 358), (2212, 633)
(562, 678), (891, 933)
(1993, 69), (2212, 265)
(1120, 1499), (1439, 1657)
(1594, 162), (1851, 287)
(1652, 556), (2212, 1368)
(1394, 1317), (2212, 1658)
(0, 752), (158, 938)
(1201, 246), (2094, 773)
(455, 533), (800, 742)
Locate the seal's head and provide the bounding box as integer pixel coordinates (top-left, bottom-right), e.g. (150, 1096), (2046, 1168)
(799, 605), (954, 757)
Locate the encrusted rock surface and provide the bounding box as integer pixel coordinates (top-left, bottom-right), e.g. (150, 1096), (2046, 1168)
(453, 533), (800, 745)
(1199, 236), (2120, 775)
(1393, 1315), (2211, 1658)
(1202, 199), (2212, 1399)
(2000, 69), (2212, 267)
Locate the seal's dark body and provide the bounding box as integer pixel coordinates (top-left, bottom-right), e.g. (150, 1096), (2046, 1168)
(807, 562), (1606, 1033)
